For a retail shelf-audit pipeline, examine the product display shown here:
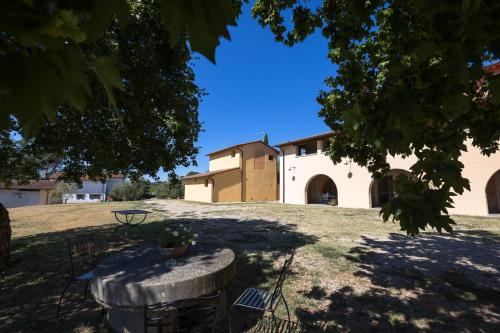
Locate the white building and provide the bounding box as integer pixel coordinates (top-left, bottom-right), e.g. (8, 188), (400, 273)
(0, 180), (58, 208)
(50, 173), (125, 204)
(276, 132), (500, 216)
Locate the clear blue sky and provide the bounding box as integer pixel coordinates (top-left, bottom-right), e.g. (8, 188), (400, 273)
(168, 4), (337, 179)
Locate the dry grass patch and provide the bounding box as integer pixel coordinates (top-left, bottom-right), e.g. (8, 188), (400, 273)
(1, 200), (499, 332)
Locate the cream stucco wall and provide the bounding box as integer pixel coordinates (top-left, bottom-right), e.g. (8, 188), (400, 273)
(184, 178), (213, 203)
(280, 139), (500, 216)
(213, 169), (242, 202)
(241, 142), (278, 201)
(186, 142), (278, 203)
(208, 151), (241, 171)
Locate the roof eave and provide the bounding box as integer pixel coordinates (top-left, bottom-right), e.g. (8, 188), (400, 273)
(181, 167), (240, 180)
(275, 132), (334, 148)
(206, 140), (279, 156)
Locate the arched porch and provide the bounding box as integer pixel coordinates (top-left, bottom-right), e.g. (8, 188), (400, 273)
(486, 169), (500, 214)
(306, 174), (338, 205)
(370, 169), (411, 208)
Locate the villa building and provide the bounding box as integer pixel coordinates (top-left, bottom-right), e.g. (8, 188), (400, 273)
(0, 173), (126, 208)
(49, 172), (126, 204)
(183, 140), (279, 203)
(276, 132), (500, 216)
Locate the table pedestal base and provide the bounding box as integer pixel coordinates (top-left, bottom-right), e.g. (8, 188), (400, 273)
(105, 290), (229, 333)
(107, 308), (143, 333)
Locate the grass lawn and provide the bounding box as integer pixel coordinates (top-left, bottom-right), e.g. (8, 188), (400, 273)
(1, 200), (499, 332)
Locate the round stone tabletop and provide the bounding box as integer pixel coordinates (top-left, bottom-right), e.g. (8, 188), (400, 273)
(90, 243), (236, 308)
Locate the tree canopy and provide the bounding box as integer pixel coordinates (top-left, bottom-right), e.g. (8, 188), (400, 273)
(252, 0), (500, 235)
(0, 0), (241, 136)
(1, 0), (212, 185)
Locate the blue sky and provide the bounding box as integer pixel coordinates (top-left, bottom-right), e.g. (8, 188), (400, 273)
(166, 5), (337, 179)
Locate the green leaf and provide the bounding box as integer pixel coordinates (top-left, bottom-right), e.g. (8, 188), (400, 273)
(488, 76), (500, 104)
(83, 0), (129, 41)
(158, 0), (240, 63)
(36, 9), (87, 43)
(92, 56), (124, 107)
(0, 47), (90, 136)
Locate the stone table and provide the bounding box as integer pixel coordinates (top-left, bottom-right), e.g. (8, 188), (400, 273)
(89, 243), (236, 333)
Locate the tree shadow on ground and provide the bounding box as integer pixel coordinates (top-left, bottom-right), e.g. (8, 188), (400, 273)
(296, 230), (500, 332)
(0, 216), (316, 333)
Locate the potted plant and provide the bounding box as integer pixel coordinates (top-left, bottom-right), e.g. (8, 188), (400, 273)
(158, 224), (197, 258)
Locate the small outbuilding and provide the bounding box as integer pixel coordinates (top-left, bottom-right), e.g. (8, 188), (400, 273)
(0, 180), (58, 208)
(183, 140), (279, 203)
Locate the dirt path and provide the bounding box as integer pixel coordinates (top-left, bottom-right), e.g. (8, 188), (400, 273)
(144, 199), (266, 219)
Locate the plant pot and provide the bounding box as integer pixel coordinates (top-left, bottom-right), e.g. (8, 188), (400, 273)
(158, 244), (188, 258)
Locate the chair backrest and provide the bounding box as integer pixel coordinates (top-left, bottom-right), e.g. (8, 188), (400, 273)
(144, 292), (221, 333)
(67, 233), (96, 277)
(270, 249), (296, 308)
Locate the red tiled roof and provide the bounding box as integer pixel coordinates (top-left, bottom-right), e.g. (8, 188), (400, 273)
(275, 132), (333, 148)
(484, 61), (500, 75)
(206, 140), (279, 156)
(49, 172), (125, 180)
(182, 167), (240, 180)
(0, 180), (59, 191)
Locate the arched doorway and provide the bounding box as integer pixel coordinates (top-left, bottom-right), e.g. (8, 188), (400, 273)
(306, 175), (338, 205)
(486, 170), (500, 214)
(370, 169), (410, 208)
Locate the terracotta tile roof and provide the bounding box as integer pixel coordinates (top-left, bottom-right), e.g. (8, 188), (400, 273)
(206, 140), (279, 156)
(0, 180), (59, 191)
(484, 61), (500, 75)
(182, 167), (240, 180)
(48, 172), (125, 180)
(275, 132), (333, 148)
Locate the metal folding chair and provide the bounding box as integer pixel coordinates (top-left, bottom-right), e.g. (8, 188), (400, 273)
(320, 193), (329, 204)
(144, 291), (221, 333)
(230, 249), (296, 332)
(56, 233), (97, 317)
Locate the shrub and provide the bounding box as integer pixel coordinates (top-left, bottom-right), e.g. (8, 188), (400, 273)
(152, 173), (184, 199)
(110, 181), (145, 201)
(52, 182), (77, 204)
(153, 182), (170, 199)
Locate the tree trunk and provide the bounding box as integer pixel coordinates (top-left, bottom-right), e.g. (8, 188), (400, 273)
(0, 203), (11, 271)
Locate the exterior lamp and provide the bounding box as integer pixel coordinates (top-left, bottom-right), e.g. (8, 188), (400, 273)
(345, 160), (353, 178)
(288, 166), (296, 181)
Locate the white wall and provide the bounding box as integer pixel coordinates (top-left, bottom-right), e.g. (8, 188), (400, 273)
(63, 193), (105, 204)
(0, 190), (40, 208)
(280, 143), (378, 208)
(280, 139), (500, 216)
(64, 179), (108, 203)
(76, 180), (107, 194)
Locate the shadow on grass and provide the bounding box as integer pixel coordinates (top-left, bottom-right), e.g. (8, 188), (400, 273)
(0, 217), (316, 333)
(296, 230), (500, 332)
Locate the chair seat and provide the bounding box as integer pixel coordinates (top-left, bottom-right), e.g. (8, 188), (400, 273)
(77, 270), (95, 281)
(233, 288), (274, 311)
